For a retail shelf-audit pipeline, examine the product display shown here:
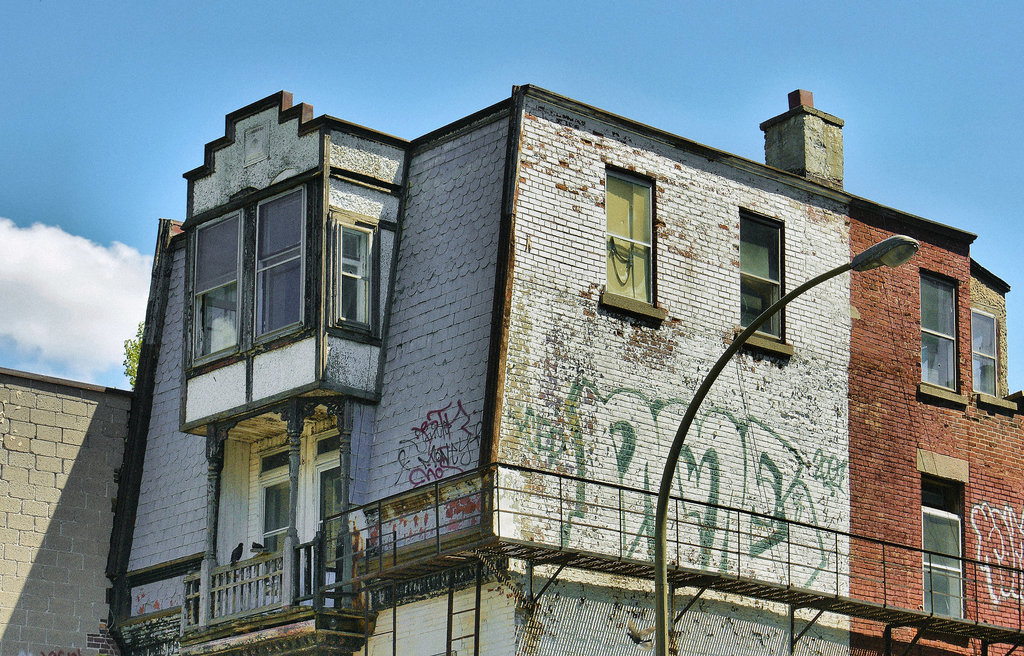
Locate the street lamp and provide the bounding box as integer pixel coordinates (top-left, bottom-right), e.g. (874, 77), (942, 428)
(653, 235), (919, 656)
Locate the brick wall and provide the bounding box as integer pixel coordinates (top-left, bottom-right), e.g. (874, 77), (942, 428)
(499, 95), (853, 586)
(368, 112), (509, 502)
(849, 216), (1024, 652)
(0, 369), (130, 656)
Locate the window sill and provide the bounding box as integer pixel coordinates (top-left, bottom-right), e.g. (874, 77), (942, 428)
(974, 392), (1019, 413)
(599, 292), (667, 323)
(735, 330), (795, 358)
(917, 382), (968, 408)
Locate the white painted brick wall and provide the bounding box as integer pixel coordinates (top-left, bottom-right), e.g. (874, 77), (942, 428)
(129, 247), (207, 575)
(368, 113), (508, 501)
(499, 97), (851, 592)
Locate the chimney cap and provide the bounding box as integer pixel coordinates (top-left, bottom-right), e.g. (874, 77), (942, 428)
(788, 89), (814, 109)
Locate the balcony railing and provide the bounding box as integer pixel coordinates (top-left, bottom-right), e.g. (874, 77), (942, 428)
(184, 463), (1024, 644)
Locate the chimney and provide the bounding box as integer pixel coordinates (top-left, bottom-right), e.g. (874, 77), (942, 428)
(759, 89), (845, 189)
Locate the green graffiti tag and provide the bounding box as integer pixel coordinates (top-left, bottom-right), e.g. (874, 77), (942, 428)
(506, 378), (845, 586)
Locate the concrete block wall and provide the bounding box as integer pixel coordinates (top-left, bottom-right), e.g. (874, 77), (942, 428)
(499, 94), (853, 589)
(128, 247), (207, 575)
(849, 216), (1024, 650)
(369, 112), (509, 501)
(0, 369), (130, 656)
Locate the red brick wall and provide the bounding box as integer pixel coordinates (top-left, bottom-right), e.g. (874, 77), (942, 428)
(849, 215), (1024, 655)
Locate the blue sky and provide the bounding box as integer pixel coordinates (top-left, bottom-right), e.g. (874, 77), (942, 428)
(1, 1), (1022, 391)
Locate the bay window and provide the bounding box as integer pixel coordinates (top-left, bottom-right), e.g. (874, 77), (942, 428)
(257, 189), (305, 337)
(194, 213), (240, 358)
(334, 221), (373, 326)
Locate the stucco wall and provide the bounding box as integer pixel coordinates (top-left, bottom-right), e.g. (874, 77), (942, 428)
(0, 369), (129, 656)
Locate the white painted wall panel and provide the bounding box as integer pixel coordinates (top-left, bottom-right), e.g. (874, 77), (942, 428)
(185, 360), (246, 422)
(251, 337), (316, 401)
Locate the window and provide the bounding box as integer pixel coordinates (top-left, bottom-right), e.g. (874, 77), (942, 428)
(921, 275), (957, 389)
(194, 214), (240, 357)
(922, 478), (963, 617)
(334, 223), (373, 326)
(316, 433), (343, 521)
(191, 186), (306, 361)
(972, 310), (997, 396)
(260, 450), (290, 552)
(606, 172), (653, 304)
(740, 214), (782, 337)
(256, 189), (304, 336)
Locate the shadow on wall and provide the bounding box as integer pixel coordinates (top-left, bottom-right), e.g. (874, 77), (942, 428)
(517, 578), (852, 656)
(0, 373), (129, 656)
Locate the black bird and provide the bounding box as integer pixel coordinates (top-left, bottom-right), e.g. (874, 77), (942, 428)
(230, 542), (244, 564)
(251, 541), (267, 553)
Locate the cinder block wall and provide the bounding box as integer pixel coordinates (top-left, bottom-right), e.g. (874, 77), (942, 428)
(0, 368), (130, 656)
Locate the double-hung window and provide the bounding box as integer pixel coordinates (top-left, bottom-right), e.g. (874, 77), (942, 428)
(740, 214), (783, 338)
(259, 450), (290, 552)
(921, 275), (957, 389)
(256, 189), (304, 337)
(922, 477), (963, 617)
(194, 213), (241, 357)
(605, 172), (653, 304)
(971, 309), (997, 396)
(333, 217), (373, 326)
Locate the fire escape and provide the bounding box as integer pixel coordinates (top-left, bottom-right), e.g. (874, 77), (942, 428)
(179, 461), (1024, 656)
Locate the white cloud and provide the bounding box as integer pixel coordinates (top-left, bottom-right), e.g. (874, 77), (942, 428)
(0, 217), (152, 384)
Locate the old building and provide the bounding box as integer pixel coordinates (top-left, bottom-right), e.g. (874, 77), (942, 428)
(0, 368), (130, 656)
(107, 87), (1023, 656)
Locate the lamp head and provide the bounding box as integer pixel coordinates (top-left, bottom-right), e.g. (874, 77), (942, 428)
(851, 235), (919, 272)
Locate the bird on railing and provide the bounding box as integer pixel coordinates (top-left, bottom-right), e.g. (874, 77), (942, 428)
(230, 542), (244, 564)
(251, 542), (268, 555)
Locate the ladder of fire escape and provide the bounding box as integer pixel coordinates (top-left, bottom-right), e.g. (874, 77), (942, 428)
(446, 561), (483, 656)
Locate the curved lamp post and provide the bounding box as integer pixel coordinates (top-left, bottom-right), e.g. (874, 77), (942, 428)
(653, 235), (920, 656)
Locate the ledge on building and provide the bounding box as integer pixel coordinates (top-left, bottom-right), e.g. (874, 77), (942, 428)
(733, 329), (795, 359)
(917, 382), (968, 408)
(598, 291), (667, 323)
(975, 392), (1019, 414)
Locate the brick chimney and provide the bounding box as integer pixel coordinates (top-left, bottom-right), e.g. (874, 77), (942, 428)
(760, 90), (845, 189)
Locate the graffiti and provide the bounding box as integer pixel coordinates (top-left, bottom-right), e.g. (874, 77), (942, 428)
(971, 501), (1024, 604)
(507, 378), (845, 587)
(397, 400), (478, 487)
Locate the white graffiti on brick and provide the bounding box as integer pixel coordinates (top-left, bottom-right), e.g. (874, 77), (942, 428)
(970, 501), (1024, 604)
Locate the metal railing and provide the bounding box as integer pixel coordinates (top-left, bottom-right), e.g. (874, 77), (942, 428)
(182, 463), (1024, 641)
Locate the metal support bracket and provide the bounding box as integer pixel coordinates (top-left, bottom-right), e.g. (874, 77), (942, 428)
(672, 587), (708, 625)
(789, 606), (825, 654)
(530, 562), (568, 605)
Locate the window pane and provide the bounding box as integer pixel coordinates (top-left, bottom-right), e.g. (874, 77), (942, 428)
(741, 274), (781, 337)
(258, 191), (303, 262)
(196, 216), (239, 291)
(974, 355), (996, 396)
(922, 332), (956, 389)
(197, 283), (237, 355)
(740, 218), (779, 283)
(606, 239), (651, 302)
(923, 511), (961, 557)
(264, 481), (289, 551)
(257, 259), (302, 335)
(320, 467), (342, 520)
(921, 277), (955, 337)
(972, 311), (996, 356)
(606, 175), (651, 244)
(339, 227), (371, 323)
(923, 566), (962, 616)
